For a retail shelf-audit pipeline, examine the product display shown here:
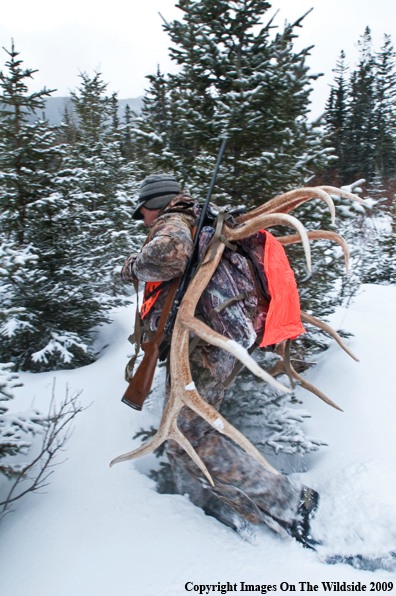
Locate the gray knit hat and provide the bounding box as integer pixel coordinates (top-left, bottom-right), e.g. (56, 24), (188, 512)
(132, 174), (181, 220)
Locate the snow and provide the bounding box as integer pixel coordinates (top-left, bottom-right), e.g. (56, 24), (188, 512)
(213, 417), (225, 430)
(0, 284), (395, 595)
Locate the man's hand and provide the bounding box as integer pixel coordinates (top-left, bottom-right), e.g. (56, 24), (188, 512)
(121, 254), (138, 282)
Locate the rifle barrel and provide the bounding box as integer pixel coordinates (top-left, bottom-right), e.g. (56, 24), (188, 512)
(193, 136), (228, 252)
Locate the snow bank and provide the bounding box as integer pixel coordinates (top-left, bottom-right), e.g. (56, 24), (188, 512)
(0, 285), (395, 596)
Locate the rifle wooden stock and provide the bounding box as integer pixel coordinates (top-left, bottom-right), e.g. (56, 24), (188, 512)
(122, 276), (181, 410)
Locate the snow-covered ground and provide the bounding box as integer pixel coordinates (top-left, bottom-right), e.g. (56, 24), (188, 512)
(0, 284), (395, 595)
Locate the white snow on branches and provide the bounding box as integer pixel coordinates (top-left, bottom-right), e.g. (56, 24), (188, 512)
(31, 332), (88, 364)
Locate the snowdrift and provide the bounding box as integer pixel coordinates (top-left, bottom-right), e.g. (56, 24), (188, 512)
(0, 284), (395, 595)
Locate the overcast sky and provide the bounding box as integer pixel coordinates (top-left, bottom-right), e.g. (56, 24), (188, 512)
(1, 0), (396, 119)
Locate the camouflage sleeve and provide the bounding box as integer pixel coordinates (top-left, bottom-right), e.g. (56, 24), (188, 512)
(131, 215), (194, 282)
(120, 254), (139, 282)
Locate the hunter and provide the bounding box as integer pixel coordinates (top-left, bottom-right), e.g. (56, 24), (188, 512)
(121, 173), (319, 548)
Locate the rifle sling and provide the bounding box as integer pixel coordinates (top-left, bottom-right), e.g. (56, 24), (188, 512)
(152, 275), (181, 338)
(125, 279), (142, 382)
(195, 211), (237, 275)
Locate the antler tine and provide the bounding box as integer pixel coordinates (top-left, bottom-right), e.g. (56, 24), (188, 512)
(300, 310), (359, 362)
(276, 343), (343, 411)
(265, 188), (336, 226)
(171, 425), (215, 485)
(227, 212), (312, 272)
(237, 188), (336, 226)
(110, 392), (182, 467)
(110, 392), (215, 485)
(318, 185), (369, 206)
(277, 230), (350, 276)
(184, 385), (280, 475)
(292, 367), (343, 411)
(110, 430), (168, 468)
(182, 316), (292, 395)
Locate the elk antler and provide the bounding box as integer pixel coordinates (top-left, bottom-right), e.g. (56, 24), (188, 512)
(237, 188), (336, 225)
(110, 189), (358, 483)
(274, 342), (343, 411)
(277, 230), (350, 276)
(237, 186), (368, 227)
(300, 310), (358, 362)
(110, 213), (311, 482)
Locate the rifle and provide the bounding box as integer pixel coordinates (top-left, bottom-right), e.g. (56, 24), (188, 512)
(122, 276), (180, 410)
(164, 136), (228, 336)
(122, 136), (227, 411)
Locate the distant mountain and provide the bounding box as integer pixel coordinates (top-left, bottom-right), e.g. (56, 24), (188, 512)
(24, 96), (144, 125)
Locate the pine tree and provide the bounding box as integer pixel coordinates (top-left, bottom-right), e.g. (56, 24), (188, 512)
(121, 104), (134, 162)
(136, 1), (335, 206)
(63, 72), (143, 298)
(324, 50), (350, 181)
(132, 66), (172, 175)
(0, 43), (98, 370)
(343, 28), (376, 181)
(0, 362), (44, 481)
(374, 35), (396, 178)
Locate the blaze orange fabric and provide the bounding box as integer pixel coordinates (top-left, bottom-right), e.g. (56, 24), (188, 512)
(260, 230), (305, 347)
(140, 281), (164, 320)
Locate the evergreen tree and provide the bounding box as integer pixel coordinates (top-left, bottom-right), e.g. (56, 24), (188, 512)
(343, 27), (376, 181)
(0, 42), (56, 244)
(0, 43), (99, 370)
(63, 72), (143, 298)
(136, 1), (335, 206)
(0, 48), (143, 372)
(373, 35), (396, 178)
(132, 66), (171, 175)
(121, 103), (134, 162)
(0, 361), (43, 481)
(325, 28), (396, 184)
(324, 50), (349, 181)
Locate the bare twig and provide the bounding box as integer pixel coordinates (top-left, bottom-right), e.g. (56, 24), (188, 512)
(0, 379), (85, 520)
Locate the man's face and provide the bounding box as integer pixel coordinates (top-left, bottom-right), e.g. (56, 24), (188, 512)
(140, 206), (160, 227)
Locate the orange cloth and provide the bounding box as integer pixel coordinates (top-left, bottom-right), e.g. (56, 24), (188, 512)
(140, 281), (163, 320)
(260, 231), (305, 347)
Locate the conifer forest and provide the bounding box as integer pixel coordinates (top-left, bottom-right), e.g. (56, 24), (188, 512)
(0, 0), (395, 537)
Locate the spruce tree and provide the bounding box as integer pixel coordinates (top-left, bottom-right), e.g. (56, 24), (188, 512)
(0, 361), (44, 481)
(63, 72), (143, 298)
(132, 66), (172, 175)
(121, 104), (135, 162)
(324, 29), (396, 185)
(136, 1), (334, 206)
(0, 43), (98, 370)
(345, 28), (377, 181)
(324, 50), (350, 182)
(374, 35), (396, 178)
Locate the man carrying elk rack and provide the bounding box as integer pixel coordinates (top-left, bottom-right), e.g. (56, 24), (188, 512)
(111, 138), (363, 549)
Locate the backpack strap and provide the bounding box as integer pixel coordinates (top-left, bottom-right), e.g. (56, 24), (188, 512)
(125, 280), (143, 382)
